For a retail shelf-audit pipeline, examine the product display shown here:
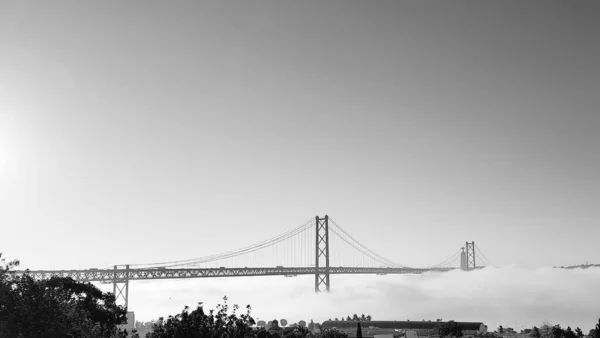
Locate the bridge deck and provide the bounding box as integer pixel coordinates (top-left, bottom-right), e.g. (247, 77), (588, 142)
(12, 266), (458, 282)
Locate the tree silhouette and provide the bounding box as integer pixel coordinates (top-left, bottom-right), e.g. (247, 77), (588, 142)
(551, 325), (564, 338)
(146, 296), (255, 338)
(342, 314), (372, 322)
(1, 273), (127, 337)
(540, 322), (554, 338)
(357, 322), (363, 338)
(574, 328), (583, 338)
(530, 327), (542, 338)
(0, 253), (19, 274)
(564, 327), (576, 338)
(590, 318), (600, 338)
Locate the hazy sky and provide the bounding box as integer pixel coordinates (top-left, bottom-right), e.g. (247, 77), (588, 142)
(1, 0), (600, 324)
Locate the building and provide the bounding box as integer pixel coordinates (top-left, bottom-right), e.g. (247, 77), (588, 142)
(321, 321), (487, 338)
(118, 311), (136, 331)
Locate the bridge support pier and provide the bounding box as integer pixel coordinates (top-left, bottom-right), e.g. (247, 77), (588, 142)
(315, 215), (330, 292)
(112, 265), (130, 309)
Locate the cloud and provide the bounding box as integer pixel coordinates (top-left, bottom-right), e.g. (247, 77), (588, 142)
(97, 267), (600, 332)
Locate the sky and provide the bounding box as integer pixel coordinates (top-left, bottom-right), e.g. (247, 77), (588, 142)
(1, 0), (599, 328)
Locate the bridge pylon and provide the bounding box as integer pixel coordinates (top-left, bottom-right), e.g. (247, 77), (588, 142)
(112, 265), (130, 309)
(315, 215), (330, 292)
(463, 242), (476, 270)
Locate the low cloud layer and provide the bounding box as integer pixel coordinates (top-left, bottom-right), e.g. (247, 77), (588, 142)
(98, 266), (600, 332)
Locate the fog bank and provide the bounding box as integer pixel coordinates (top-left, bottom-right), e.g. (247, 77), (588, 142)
(98, 266), (600, 332)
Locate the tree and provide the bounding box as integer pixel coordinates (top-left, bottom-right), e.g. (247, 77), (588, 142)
(498, 326), (504, 334)
(0, 253), (19, 276)
(589, 318), (600, 338)
(530, 327), (542, 338)
(540, 323), (554, 338)
(133, 321), (156, 337)
(564, 327), (576, 338)
(574, 328), (583, 338)
(146, 296), (255, 338)
(357, 322), (363, 338)
(551, 325), (564, 338)
(366, 315), (372, 321)
(0, 258), (128, 338)
(0, 253), (20, 338)
(342, 314), (372, 322)
(433, 320), (464, 338)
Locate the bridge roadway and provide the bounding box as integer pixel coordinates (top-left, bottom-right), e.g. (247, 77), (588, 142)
(13, 266), (458, 282)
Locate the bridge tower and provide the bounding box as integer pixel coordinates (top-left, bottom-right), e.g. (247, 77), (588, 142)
(112, 265), (130, 309)
(464, 242), (476, 270)
(315, 215), (330, 292)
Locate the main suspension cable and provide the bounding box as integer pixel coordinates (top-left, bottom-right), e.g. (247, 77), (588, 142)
(126, 217), (315, 267)
(329, 217), (404, 267)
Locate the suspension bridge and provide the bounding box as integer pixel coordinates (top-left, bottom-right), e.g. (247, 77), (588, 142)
(12, 215), (494, 308)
